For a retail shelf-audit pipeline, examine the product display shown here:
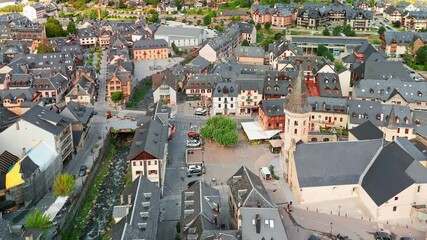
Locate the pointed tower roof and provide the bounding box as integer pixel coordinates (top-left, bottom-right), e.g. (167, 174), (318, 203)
(386, 107), (397, 130)
(285, 60), (311, 114)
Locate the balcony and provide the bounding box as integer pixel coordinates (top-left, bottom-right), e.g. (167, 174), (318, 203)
(246, 98), (253, 102)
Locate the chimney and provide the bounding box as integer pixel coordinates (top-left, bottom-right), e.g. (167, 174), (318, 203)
(380, 113), (384, 121)
(120, 194), (124, 204)
(25, 232), (33, 240)
(214, 214), (218, 225)
(127, 194), (132, 205)
(255, 214), (261, 234)
(22, 148), (27, 158)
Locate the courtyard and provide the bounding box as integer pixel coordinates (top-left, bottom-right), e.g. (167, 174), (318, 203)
(133, 58), (183, 84)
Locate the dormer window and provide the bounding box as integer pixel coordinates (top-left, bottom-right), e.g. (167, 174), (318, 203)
(369, 88), (374, 94)
(418, 91), (422, 97)
(352, 112), (357, 118)
(325, 87), (331, 94)
(404, 117), (409, 124)
(363, 113), (368, 119)
(376, 114), (381, 120)
(415, 119), (420, 125)
(395, 116), (400, 123)
(334, 87), (339, 94)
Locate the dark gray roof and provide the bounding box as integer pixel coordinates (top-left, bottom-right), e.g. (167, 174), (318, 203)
(152, 69), (177, 91)
(284, 63), (311, 114)
(413, 110), (427, 137)
(112, 175), (161, 240)
(349, 120), (383, 140)
(396, 137), (427, 161)
(188, 56), (210, 70)
(227, 166), (274, 208)
(20, 156), (39, 179)
(295, 139), (383, 187)
(240, 208), (288, 240)
(361, 142), (416, 206)
(308, 96), (348, 113)
(260, 98), (286, 117)
(263, 70), (297, 97)
(354, 78), (427, 103)
(60, 102), (94, 125)
(235, 46), (265, 58)
(21, 105), (72, 135)
(0, 107), (19, 133)
(133, 39), (168, 50)
(353, 61), (412, 82)
(212, 82), (238, 98)
(291, 36), (368, 46)
(383, 31), (416, 46)
(127, 119), (168, 161)
(181, 182), (221, 239)
(317, 73), (342, 98)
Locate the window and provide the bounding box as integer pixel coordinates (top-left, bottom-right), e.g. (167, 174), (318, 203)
(397, 128), (400, 133)
(218, 104), (221, 108)
(294, 121), (298, 126)
(136, 171), (142, 175)
(140, 161), (143, 166)
(231, 104), (233, 108)
(418, 186), (421, 192)
(394, 196), (398, 201)
(294, 129), (297, 134)
(340, 118), (343, 122)
(405, 129), (409, 134)
(148, 161), (151, 165)
(218, 98), (221, 101)
(154, 160), (157, 165)
(133, 162), (136, 166)
(393, 206), (397, 211)
(230, 97), (233, 101)
(148, 170), (158, 175)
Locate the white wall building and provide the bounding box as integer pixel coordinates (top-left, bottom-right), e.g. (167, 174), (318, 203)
(154, 26), (207, 48)
(23, 4), (46, 21)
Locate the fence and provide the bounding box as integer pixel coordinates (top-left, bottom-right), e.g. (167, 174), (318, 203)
(60, 131), (112, 239)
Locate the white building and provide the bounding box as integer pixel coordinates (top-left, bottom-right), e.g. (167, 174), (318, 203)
(152, 69), (177, 105)
(0, 105), (73, 161)
(199, 23), (240, 62)
(154, 25), (207, 48)
(212, 82), (238, 115)
(23, 4), (46, 21)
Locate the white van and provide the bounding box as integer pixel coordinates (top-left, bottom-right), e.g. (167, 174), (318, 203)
(260, 167), (271, 180)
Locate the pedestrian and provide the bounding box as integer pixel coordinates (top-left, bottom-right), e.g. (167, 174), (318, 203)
(181, 176), (184, 181)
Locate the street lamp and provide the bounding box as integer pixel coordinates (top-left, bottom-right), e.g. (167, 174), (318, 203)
(330, 222), (333, 238)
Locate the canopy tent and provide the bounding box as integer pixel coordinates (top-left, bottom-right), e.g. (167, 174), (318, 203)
(44, 196), (68, 220)
(6, 161), (24, 190)
(241, 121), (281, 141)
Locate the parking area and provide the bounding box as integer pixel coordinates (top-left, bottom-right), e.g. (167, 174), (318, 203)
(201, 131), (277, 185)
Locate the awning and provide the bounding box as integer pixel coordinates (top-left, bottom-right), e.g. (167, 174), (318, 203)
(241, 121), (281, 141)
(44, 196), (68, 220)
(268, 139), (282, 148)
(6, 162), (24, 190)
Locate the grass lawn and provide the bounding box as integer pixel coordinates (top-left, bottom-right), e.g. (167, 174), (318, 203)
(126, 78), (152, 109)
(62, 143), (117, 240)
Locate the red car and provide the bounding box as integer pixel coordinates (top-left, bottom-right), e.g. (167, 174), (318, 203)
(187, 132), (200, 138)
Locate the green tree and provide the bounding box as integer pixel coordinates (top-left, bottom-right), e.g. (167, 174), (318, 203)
(377, 26), (386, 36)
(274, 33), (282, 40)
(101, 9), (109, 19)
(241, 39), (249, 46)
(45, 17), (66, 37)
(53, 173), (76, 196)
(203, 15), (212, 26)
(148, 12), (159, 23)
(200, 116), (238, 147)
(87, 9), (97, 20)
(118, 0), (127, 9)
(197, 8), (203, 15)
(174, 0), (184, 10)
(255, 23), (261, 30)
(67, 21), (77, 35)
(322, 27), (330, 36)
(25, 209), (52, 230)
(334, 60), (346, 72)
(332, 26), (342, 36)
(342, 24), (356, 36)
(317, 44), (334, 62)
(416, 46), (427, 65)
(171, 42), (181, 55)
(37, 41), (55, 53)
(264, 22), (271, 30)
(111, 91), (124, 102)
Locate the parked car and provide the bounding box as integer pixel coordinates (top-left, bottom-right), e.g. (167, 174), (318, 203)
(375, 232), (391, 240)
(188, 132), (200, 138)
(400, 238), (415, 240)
(78, 165), (88, 177)
(195, 108), (207, 116)
(187, 139), (201, 148)
(187, 165), (202, 177)
(187, 180), (200, 188)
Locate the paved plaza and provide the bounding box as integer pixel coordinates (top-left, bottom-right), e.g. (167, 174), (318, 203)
(133, 58), (183, 84)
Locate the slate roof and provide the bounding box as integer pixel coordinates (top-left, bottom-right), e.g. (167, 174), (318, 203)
(263, 70), (297, 97)
(268, 39), (303, 59)
(152, 69), (177, 91)
(294, 139), (383, 187)
(32, 73), (68, 91)
(21, 105), (72, 135)
(354, 78), (427, 103)
(187, 56), (210, 72)
(361, 142), (419, 206)
(260, 98), (286, 117)
(185, 74), (221, 90)
(235, 46), (265, 58)
(396, 137), (427, 161)
(127, 119), (168, 161)
(291, 36), (368, 46)
(413, 110), (427, 136)
(78, 27), (98, 38)
(284, 63), (311, 114)
(212, 82), (238, 98)
(349, 120), (383, 140)
(240, 208), (288, 240)
(181, 181), (221, 239)
(112, 175), (161, 240)
(353, 61), (413, 82)
(308, 96), (348, 113)
(317, 72), (342, 98)
(133, 39), (168, 50)
(206, 23), (240, 52)
(227, 166), (274, 208)
(61, 101), (93, 125)
(0, 107), (19, 133)
(235, 22), (255, 34)
(383, 31), (416, 46)
(0, 88), (38, 103)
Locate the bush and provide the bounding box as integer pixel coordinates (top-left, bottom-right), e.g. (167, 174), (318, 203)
(53, 173), (76, 197)
(25, 209), (52, 230)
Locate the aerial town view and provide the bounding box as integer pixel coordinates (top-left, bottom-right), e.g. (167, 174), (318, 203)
(0, 0), (427, 239)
